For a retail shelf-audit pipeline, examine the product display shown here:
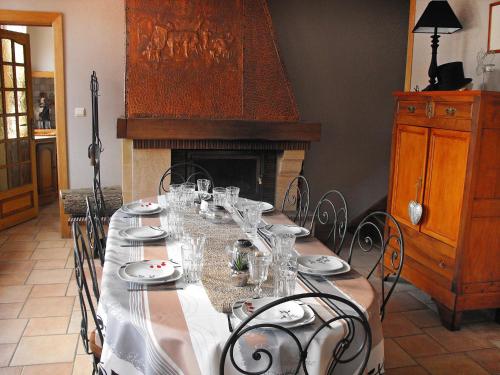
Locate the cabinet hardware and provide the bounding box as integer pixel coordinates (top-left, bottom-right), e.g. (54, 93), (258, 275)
(407, 105), (416, 113)
(438, 260), (446, 269)
(426, 102), (434, 118)
(445, 107), (457, 116)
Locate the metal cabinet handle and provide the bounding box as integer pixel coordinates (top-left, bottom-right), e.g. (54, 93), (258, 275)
(407, 105), (416, 113)
(445, 107), (457, 116)
(438, 260), (446, 269)
(426, 102), (434, 118)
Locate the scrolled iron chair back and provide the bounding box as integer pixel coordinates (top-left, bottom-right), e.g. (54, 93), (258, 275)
(158, 161), (214, 195)
(347, 211), (404, 321)
(281, 175), (310, 227)
(86, 196), (106, 266)
(72, 222), (104, 374)
(219, 292), (371, 375)
(309, 190), (348, 254)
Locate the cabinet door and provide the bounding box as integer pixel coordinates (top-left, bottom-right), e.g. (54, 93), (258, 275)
(421, 129), (470, 247)
(390, 125), (429, 229)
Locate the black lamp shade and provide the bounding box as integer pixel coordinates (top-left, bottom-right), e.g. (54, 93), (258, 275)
(413, 0), (462, 34)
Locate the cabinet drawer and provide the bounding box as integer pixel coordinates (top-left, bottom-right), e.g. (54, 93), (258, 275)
(397, 100), (428, 119)
(433, 101), (472, 119)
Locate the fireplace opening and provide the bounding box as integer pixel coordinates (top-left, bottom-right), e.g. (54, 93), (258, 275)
(171, 150), (277, 203)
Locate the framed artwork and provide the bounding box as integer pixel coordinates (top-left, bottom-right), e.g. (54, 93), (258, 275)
(488, 1), (500, 53)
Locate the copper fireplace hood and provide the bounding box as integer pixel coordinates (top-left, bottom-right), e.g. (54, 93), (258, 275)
(116, 0), (321, 144)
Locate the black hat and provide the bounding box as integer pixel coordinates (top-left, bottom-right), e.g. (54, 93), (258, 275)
(435, 62), (472, 91)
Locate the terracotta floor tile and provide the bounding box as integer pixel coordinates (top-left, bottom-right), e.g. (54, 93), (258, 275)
(0, 272), (30, 286)
(0, 253), (33, 261)
(463, 322), (500, 342)
(10, 334), (78, 366)
(23, 316), (70, 336)
(0, 367), (22, 375)
(416, 353), (490, 375)
(386, 292), (428, 313)
(36, 240), (67, 249)
(71, 354), (93, 375)
(0, 319), (28, 344)
(0, 261), (34, 274)
(383, 313), (423, 338)
(424, 326), (494, 352)
(33, 259), (67, 270)
(29, 284), (68, 298)
(385, 366), (429, 374)
(0, 242), (38, 253)
(34, 232), (61, 241)
(65, 280), (77, 297)
(0, 286), (32, 303)
(0, 344), (16, 366)
(30, 248), (70, 261)
(19, 296), (75, 318)
(402, 309), (442, 328)
(65, 256), (74, 269)
(25, 269), (72, 285)
(8, 235), (36, 242)
(384, 338), (417, 369)
(20, 363), (73, 375)
(0, 303), (23, 319)
(465, 348), (500, 374)
(395, 334), (447, 358)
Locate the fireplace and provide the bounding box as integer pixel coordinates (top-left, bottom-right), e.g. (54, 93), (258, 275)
(118, 0), (321, 203)
(171, 150), (277, 203)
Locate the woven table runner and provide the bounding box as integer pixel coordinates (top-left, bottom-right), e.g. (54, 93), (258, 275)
(181, 211), (273, 312)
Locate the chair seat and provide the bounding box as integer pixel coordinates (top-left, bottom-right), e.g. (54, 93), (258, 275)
(90, 329), (102, 359)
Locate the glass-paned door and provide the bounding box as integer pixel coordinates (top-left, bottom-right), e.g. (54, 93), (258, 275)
(0, 29), (38, 228)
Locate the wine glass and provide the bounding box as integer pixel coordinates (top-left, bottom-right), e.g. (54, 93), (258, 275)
(248, 252), (271, 298)
(197, 179), (211, 201)
(225, 186), (240, 213)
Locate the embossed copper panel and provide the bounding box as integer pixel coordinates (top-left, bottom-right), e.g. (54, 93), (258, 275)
(125, 0), (299, 121)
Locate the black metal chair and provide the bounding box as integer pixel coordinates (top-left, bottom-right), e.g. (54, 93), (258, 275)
(158, 161), (214, 195)
(346, 211), (404, 321)
(308, 190), (348, 254)
(72, 221), (104, 374)
(219, 292), (371, 375)
(281, 175), (310, 227)
(86, 196), (106, 266)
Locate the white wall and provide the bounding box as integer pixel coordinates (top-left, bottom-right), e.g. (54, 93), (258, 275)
(1, 0), (125, 189)
(412, 0), (500, 91)
(27, 26), (54, 72)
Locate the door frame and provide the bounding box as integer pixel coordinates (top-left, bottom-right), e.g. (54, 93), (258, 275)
(0, 10), (69, 236)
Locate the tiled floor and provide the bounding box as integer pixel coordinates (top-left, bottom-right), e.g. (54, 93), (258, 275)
(0, 201), (499, 374)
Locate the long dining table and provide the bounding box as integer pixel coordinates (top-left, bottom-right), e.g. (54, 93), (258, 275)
(96, 196), (385, 375)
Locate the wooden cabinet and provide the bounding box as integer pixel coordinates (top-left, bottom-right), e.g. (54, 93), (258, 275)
(387, 91), (500, 330)
(35, 137), (58, 206)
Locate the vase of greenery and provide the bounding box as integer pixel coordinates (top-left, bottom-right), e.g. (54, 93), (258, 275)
(230, 253), (249, 287)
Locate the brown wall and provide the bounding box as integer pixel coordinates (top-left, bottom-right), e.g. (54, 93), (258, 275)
(268, 0), (410, 219)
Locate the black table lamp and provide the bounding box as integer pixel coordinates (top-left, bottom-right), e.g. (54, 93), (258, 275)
(413, 0), (462, 91)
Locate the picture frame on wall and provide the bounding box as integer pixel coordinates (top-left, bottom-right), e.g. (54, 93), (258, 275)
(488, 1), (500, 53)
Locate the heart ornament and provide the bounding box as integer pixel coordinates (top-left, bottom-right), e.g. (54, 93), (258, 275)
(408, 200), (423, 225)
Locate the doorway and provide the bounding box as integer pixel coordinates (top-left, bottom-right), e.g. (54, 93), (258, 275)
(0, 10), (68, 236)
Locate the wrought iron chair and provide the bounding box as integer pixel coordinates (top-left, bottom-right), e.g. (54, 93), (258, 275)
(346, 211), (404, 321)
(72, 221), (104, 374)
(86, 196), (106, 266)
(158, 161), (214, 195)
(281, 175), (310, 227)
(308, 190), (348, 254)
(219, 292), (371, 375)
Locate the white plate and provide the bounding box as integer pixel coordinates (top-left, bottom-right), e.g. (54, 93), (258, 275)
(124, 260), (175, 281)
(118, 263), (183, 285)
(263, 224), (310, 238)
(236, 199), (274, 213)
(118, 229), (169, 242)
(298, 258), (351, 276)
(232, 300), (315, 328)
(122, 226), (167, 239)
(241, 298), (304, 324)
(122, 202), (163, 215)
(298, 255), (344, 272)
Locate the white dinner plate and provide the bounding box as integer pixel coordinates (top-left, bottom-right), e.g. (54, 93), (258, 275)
(122, 202), (163, 215)
(118, 263), (183, 285)
(241, 298), (304, 324)
(232, 300), (315, 328)
(262, 224), (310, 238)
(122, 226), (167, 239)
(298, 258), (351, 276)
(124, 260), (175, 282)
(298, 255), (344, 273)
(236, 199), (274, 213)
(118, 228), (169, 242)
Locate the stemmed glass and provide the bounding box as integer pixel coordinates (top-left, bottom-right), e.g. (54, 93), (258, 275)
(225, 186), (240, 213)
(181, 182), (196, 209)
(181, 234), (206, 283)
(242, 202), (263, 239)
(248, 252), (272, 298)
(197, 179), (211, 201)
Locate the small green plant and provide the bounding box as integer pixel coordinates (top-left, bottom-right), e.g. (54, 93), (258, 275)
(231, 253), (248, 272)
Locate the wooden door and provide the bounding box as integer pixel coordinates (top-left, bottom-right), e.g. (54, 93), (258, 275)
(36, 137), (58, 206)
(390, 124), (429, 229)
(0, 30), (38, 229)
(421, 129), (469, 247)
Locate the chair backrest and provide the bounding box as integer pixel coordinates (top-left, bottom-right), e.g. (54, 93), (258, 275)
(347, 211), (404, 321)
(158, 161), (214, 195)
(281, 175), (310, 227)
(309, 190), (348, 254)
(72, 222), (104, 359)
(86, 196), (106, 266)
(220, 292), (371, 375)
